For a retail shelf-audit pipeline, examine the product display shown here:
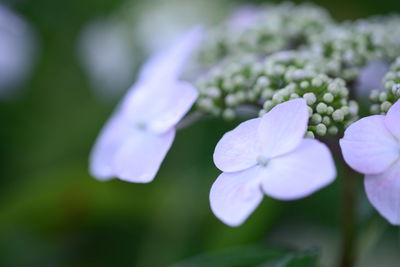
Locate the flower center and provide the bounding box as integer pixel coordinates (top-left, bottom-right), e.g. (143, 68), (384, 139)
(137, 122), (147, 130)
(256, 155), (270, 167)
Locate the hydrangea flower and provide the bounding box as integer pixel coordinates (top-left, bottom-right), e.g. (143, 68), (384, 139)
(90, 28), (203, 183)
(0, 4), (36, 98)
(340, 100), (400, 225)
(210, 99), (336, 226)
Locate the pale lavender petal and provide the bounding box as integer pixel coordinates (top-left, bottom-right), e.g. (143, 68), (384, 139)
(113, 129), (175, 183)
(213, 118), (261, 172)
(340, 115), (399, 175)
(210, 166), (264, 227)
(385, 100), (400, 140)
(365, 161), (400, 225)
(261, 139), (336, 200)
(122, 80), (198, 133)
(139, 26), (203, 80)
(89, 113), (135, 180)
(258, 98), (308, 158)
(146, 81), (198, 132)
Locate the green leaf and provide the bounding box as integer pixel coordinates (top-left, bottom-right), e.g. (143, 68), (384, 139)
(171, 246), (318, 267)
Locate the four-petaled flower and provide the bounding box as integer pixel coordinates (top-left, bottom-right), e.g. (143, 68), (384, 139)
(340, 100), (400, 225)
(210, 98), (336, 226)
(90, 28), (203, 183)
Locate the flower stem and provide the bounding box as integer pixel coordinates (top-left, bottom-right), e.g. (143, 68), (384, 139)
(339, 165), (358, 267)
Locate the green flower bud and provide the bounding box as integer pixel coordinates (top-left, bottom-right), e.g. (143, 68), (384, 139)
(306, 131), (315, 139)
(312, 77), (323, 87)
(263, 100), (274, 111)
(300, 81), (309, 89)
(205, 87), (221, 98)
(379, 92), (387, 102)
(222, 109), (235, 120)
(322, 116), (331, 125)
(381, 101), (392, 113)
(316, 123), (327, 136)
(369, 89), (380, 102)
(326, 106), (334, 115)
(370, 104), (380, 114)
(307, 106), (314, 117)
(316, 103), (328, 114)
(259, 109), (267, 117)
(225, 94), (236, 106)
(349, 100), (359, 116)
(261, 89), (274, 100)
(328, 126), (339, 135)
(340, 106), (350, 116)
(303, 93), (317, 105)
(323, 93), (334, 103)
(311, 113), (322, 124)
(272, 93), (284, 103)
(332, 110), (344, 122)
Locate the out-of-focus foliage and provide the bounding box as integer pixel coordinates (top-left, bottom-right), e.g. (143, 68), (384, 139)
(0, 0), (400, 266)
(172, 246), (318, 267)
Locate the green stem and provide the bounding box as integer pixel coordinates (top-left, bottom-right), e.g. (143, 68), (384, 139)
(339, 165), (357, 267)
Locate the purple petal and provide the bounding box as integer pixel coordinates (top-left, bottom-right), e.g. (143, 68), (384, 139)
(138, 26), (204, 81)
(89, 113), (135, 180)
(258, 98), (308, 158)
(113, 129), (175, 183)
(340, 115), (399, 175)
(261, 139), (336, 200)
(356, 60), (389, 96)
(210, 166), (264, 227)
(146, 81), (198, 132)
(385, 100), (400, 140)
(213, 118), (261, 172)
(365, 161), (400, 225)
(121, 80), (198, 133)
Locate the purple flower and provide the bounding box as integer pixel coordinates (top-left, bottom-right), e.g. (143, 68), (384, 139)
(90, 28), (203, 183)
(356, 60), (389, 96)
(210, 99), (336, 226)
(340, 100), (400, 225)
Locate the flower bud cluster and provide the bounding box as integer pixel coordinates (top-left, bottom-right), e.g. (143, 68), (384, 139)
(195, 51), (359, 136)
(260, 74), (359, 137)
(369, 57), (400, 114)
(195, 52), (312, 120)
(309, 17), (400, 80)
(199, 3), (332, 66)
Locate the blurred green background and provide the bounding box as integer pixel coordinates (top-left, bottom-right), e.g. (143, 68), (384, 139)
(1, 0), (400, 266)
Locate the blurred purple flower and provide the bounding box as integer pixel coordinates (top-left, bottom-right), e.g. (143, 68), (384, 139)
(227, 5), (264, 30)
(340, 100), (400, 225)
(0, 4), (36, 98)
(90, 27), (203, 183)
(210, 99), (336, 226)
(356, 60), (389, 96)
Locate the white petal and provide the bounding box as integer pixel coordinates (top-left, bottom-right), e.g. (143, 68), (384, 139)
(210, 167), (264, 227)
(146, 81), (198, 132)
(385, 100), (400, 140)
(261, 139), (336, 200)
(213, 118), (261, 172)
(139, 27), (203, 80)
(340, 115), (399, 175)
(121, 80), (198, 133)
(89, 113), (135, 180)
(258, 98), (308, 158)
(113, 129), (175, 183)
(365, 161), (400, 225)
